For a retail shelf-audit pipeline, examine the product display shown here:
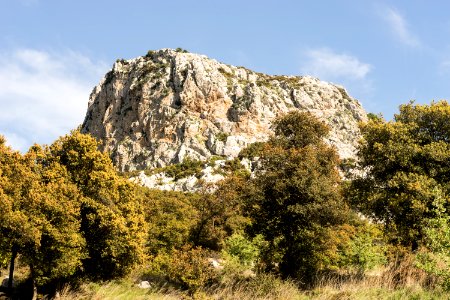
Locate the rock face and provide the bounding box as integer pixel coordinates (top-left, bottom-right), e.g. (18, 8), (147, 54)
(82, 49), (367, 172)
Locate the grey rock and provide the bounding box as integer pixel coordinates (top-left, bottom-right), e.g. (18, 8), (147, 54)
(82, 49), (367, 174)
(137, 281), (151, 289)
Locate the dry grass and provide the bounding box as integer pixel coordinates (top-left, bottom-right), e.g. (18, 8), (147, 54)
(56, 265), (449, 300)
(58, 281), (183, 300)
(34, 256), (450, 299)
(200, 273), (305, 300)
(305, 256), (448, 300)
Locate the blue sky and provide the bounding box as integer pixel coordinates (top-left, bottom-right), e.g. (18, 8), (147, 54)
(1, 0), (450, 151)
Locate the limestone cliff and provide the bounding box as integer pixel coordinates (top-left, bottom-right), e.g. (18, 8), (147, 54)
(82, 48), (367, 172)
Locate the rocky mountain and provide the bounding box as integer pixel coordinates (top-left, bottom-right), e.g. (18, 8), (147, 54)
(82, 48), (367, 174)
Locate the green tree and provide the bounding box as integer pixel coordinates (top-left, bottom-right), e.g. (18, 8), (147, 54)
(139, 188), (198, 254)
(190, 176), (251, 250)
(348, 101), (450, 249)
(246, 111), (350, 285)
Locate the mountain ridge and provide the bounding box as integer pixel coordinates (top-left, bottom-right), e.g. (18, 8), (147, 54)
(82, 48), (367, 173)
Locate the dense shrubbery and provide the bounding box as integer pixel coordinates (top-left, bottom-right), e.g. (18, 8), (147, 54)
(148, 245), (215, 292)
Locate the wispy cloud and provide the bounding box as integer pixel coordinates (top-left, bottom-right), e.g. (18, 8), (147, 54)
(0, 48), (109, 151)
(300, 48), (372, 81)
(382, 7), (421, 48)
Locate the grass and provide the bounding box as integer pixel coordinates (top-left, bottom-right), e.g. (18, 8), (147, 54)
(59, 281), (182, 300)
(58, 275), (303, 300)
(56, 275), (450, 300)
(53, 260), (450, 300)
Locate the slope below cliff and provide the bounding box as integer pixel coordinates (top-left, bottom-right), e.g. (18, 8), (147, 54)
(82, 48), (367, 172)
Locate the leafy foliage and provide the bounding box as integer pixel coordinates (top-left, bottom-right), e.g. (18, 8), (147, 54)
(48, 131), (147, 279)
(348, 101), (450, 248)
(0, 138), (86, 287)
(142, 157), (204, 180)
(332, 222), (387, 273)
(190, 176), (251, 250)
(139, 188), (199, 254)
(246, 111), (351, 284)
(222, 233), (263, 267)
(148, 245), (215, 292)
(416, 188), (450, 290)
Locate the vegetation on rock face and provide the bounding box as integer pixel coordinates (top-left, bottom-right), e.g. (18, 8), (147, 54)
(83, 49), (367, 172)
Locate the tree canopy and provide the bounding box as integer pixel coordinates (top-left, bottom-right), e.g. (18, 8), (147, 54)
(48, 131), (147, 279)
(0, 137), (85, 290)
(0, 130), (148, 295)
(348, 101), (450, 249)
(246, 111), (351, 284)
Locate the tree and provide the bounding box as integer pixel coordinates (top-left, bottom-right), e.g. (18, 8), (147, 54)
(138, 187), (198, 255)
(348, 101), (450, 249)
(190, 176), (251, 250)
(48, 131), (147, 279)
(246, 111), (350, 285)
(0, 138), (86, 297)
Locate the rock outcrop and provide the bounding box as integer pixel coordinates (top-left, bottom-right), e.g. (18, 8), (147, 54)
(82, 48), (367, 172)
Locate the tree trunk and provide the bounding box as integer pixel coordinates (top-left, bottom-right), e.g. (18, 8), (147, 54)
(8, 244), (18, 291)
(30, 265), (37, 300)
(31, 283), (37, 300)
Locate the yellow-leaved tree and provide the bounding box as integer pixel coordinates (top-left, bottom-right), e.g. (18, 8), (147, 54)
(48, 130), (147, 279)
(0, 137), (86, 297)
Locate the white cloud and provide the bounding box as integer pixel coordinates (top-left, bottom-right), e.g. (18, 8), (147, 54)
(300, 48), (372, 81)
(382, 7), (421, 47)
(0, 48), (109, 151)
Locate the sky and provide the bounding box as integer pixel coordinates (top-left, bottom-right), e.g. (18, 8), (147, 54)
(1, 0), (450, 151)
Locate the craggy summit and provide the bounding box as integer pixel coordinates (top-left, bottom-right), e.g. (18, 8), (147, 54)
(82, 48), (367, 172)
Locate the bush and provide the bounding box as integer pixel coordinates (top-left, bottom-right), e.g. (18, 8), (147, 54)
(175, 47), (189, 53)
(238, 142), (266, 159)
(332, 222), (387, 274)
(216, 132), (229, 142)
(148, 245), (216, 292)
(139, 188), (199, 255)
(164, 158), (204, 180)
(189, 177), (251, 250)
(415, 188), (450, 290)
(222, 233), (262, 267)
